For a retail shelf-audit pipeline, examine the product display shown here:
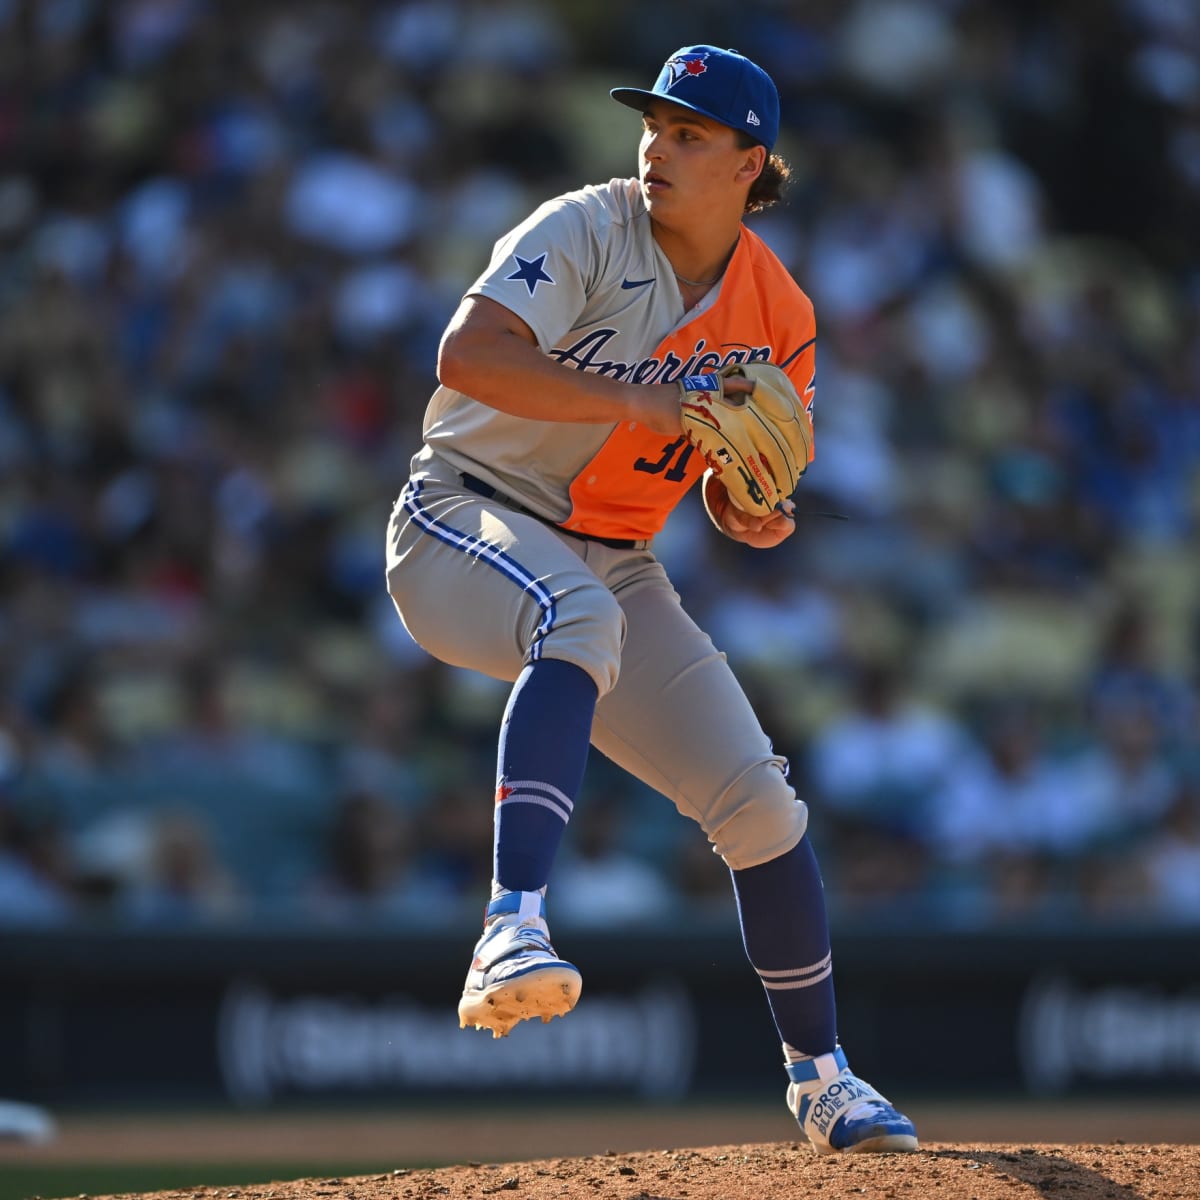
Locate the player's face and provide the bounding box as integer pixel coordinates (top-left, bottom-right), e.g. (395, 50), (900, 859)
(638, 100), (762, 224)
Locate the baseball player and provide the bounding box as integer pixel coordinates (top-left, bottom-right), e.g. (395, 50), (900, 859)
(386, 45), (918, 1154)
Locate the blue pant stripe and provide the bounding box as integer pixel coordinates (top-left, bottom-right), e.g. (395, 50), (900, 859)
(402, 479), (557, 656)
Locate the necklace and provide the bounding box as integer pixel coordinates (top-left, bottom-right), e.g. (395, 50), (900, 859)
(665, 235), (739, 290)
(671, 237), (738, 288)
(673, 268), (722, 287)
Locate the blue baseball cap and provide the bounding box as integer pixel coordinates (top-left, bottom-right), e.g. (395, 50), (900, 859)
(611, 45), (780, 150)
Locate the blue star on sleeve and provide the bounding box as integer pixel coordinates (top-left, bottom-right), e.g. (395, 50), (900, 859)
(505, 252), (555, 296)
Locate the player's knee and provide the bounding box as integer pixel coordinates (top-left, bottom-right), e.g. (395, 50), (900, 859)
(709, 761), (809, 870)
(537, 580), (625, 696)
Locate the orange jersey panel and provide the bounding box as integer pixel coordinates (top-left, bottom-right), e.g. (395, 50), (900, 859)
(562, 229), (816, 541)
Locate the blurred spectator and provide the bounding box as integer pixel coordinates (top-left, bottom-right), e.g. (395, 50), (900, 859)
(333, 670), (432, 799)
(1138, 780), (1200, 923)
(1085, 598), (1197, 747)
(550, 799), (675, 928)
(19, 660), (133, 827)
(305, 788), (453, 923)
(805, 658), (973, 913)
(68, 805), (154, 913)
(415, 776), (497, 915)
(673, 834), (737, 920)
(810, 659), (970, 840)
(121, 808), (244, 925)
(0, 802), (74, 926)
(705, 567), (843, 673)
(926, 702), (1087, 919)
(1062, 695), (1179, 851)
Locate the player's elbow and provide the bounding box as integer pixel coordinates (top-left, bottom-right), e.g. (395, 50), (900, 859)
(437, 296), (538, 394)
(436, 323), (478, 393)
(437, 319), (518, 396)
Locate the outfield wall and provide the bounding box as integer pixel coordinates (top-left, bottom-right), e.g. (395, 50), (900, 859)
(2, 923), (1198, 1107)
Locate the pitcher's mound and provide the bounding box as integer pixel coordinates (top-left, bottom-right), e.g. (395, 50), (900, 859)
(88, 1141), (1198, 1200)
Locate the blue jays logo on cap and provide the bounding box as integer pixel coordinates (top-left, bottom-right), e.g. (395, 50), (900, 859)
(663, 51), (710, 88)
(611, 44), (780, 150)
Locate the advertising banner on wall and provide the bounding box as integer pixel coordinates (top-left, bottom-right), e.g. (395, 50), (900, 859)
(1, 925), (1197, 1106)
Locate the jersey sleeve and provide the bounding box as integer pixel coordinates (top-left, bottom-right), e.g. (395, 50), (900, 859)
(469, 197), (598, 352)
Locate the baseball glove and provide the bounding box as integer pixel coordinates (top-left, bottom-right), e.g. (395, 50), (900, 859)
(678, 362), (813, 516)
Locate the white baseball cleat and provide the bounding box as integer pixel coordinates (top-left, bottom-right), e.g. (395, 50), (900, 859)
(786, 1047), (919, 1154)
(458, 891), (581, 1039)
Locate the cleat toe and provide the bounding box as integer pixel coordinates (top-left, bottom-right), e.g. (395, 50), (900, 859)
(458, 914), (582, 1039)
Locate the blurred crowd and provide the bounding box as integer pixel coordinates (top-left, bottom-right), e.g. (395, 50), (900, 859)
(1, 0), (1198, 932)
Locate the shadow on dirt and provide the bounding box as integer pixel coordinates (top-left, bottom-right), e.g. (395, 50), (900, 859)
(935, 1147), (1142, 1199)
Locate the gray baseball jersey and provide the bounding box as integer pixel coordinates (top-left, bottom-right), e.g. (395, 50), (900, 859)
(414, 177), (816, 542)
(387, 176), (815, 868)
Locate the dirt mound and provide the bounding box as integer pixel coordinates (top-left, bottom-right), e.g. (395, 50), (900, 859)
(88, 1142), (1197, 1200)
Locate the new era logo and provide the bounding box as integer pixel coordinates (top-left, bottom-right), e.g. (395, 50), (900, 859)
(747, 110), (760, 126)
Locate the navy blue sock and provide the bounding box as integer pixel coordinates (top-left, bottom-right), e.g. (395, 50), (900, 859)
(730, 836), (838, 1057)
(493, 659), (597, 893)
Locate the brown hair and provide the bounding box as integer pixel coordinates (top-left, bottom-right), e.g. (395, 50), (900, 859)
(737, 132), (791, 215)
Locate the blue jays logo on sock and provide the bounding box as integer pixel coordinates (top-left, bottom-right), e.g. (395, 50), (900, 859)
(664, 52), (708, 89)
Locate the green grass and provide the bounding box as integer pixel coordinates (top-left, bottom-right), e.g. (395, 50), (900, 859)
(0, 1162), (404, 1200)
